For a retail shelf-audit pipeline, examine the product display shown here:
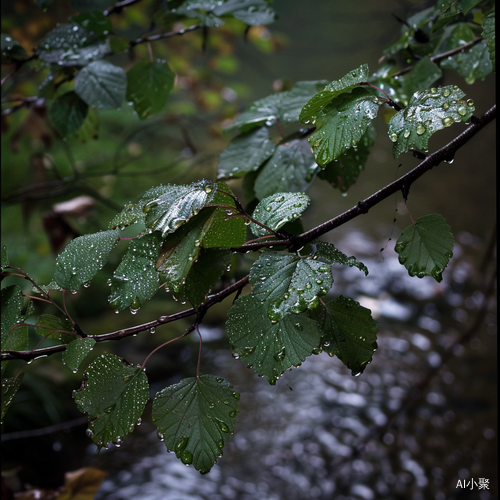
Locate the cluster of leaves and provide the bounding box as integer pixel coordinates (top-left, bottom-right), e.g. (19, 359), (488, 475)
(1, 0), (495, 475)
(1, 0), (279, 137)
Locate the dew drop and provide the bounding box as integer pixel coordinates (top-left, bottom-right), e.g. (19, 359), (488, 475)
(389, 132), (398, 143)
(442, 116), (454, 127)
(180, 449), (193, 465)
(175, 436), (189, 452)
(215, 418), (230, 433)
(416, 123), (426, 135)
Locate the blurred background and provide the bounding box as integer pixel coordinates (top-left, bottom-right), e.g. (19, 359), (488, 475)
(1, 0), (496, 499)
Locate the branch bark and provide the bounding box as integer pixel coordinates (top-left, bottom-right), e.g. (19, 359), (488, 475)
(1, 105), (495, 362)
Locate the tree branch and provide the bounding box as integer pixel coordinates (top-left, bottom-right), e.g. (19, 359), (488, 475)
(2, 106), (495, 362)
(236, 104), (496, 253)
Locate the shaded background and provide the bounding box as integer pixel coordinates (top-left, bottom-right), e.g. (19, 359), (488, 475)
(1, 0), (496, 499)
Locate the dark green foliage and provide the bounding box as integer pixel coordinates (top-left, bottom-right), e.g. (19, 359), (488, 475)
(395, 214), (454, 282)
(152, 375), (239, 473)
(73, 354), (149, 451)
(1, 0), (495, 478)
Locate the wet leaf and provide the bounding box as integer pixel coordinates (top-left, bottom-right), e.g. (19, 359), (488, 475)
(183, 248), (232, 308)
(254, 138), (319, 200)
(53, 229), (119, 291)
(1, 34), (28, 61)
(214, 0), (277, 26)
(250, 192), (310, 237)
(126, 61), (175, 119)
(314, 241), (368, 276)
(482, 9), (495, 72)
(49, 91), (89, 137)
(226, 294), (322, 384)
(308, 87), (381, 166)
(249, 251), (333, 320)
(152, 374), (239, 474)
(156, 212), (212, 299)
(440, 39), (493, 84)
(73, 354), (149, 451)
(228, 80), (328, 132)
(1, 285), (29, 352)
(402, 56), (442, 98)
(318, 123), (376, 193)
(143, 179), (217, 236)
(299, 64), (370, 125)
(388, 85), (475, 158)
(395, 214), (454, 282)
(311, 296), (378, 376)
(63, 338), (96, 372)
(217, 126), (276, 179)
(75, 60), (126, 110)
(36, 23), (108, 66)
(108, 232), (162, 312)
(34, 314), (76, 344)
(70, 11), (113, 37)
(200, 183), (246, 248)
(1, 374), (24, 420)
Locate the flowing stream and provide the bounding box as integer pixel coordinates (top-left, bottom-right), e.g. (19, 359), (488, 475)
(89, 229), (497, 500)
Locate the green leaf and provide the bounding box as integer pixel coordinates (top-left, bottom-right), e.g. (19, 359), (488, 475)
(482, 10), (495, 72)
(430, 0), (463, 33)
(254, 138), (319, 200)
(308, 87), (381, 166)
(53, 229), (119, 291)
(249, 251), (333, 321)
(1, 34), (28, 61)
(314, 241), (368, 276)
(126, 61), (175, 119)
(2, 374), (24, 420)
(143, 180), (217, 236)
(183, 248), (232, 308)
(395, 214), (454, 282)
(1, 285), (29, 352)
(228, 80), (328, 132)
(156, 212), (213, 300)
(299, 64), (370, 125)
(70, 11), (113, 37)
(49, 91), (89, 137)
(200, 183), (246, 248)
(217, 127), (276, 179)
(388, 85), (475, 158)
(36, 24), (108, 66)
(75, 61), (126, 110)
(108, 233), (162, 312)
(461, 0), (483, 14)
(214, 0), (277, 25)
(73, 353), (149, 451)
(440, 39), (493, 84)
(152, 374), (239, 474)
(34, 314), (76, 344)
(250, 192), (310, 237)
(402, 56), (443, 98)
(318, 123), (376, 193)
(72, 107), (99, 142)
(226, 294), (322, 384)
(63, 338), (96, 372)
(311, 296), (378, 376)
